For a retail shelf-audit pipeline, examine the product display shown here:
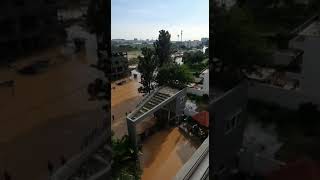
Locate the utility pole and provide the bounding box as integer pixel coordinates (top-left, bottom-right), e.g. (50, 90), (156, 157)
(181, 30), (183, 42)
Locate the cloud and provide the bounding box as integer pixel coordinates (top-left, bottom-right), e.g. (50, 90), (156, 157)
(127, 9), (153, 15)
(112, 22), (208, 40)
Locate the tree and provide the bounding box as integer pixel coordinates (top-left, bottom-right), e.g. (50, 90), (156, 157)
(213, 5), (270, 74)
(154, 30), (172, 66)
(183, 51), (206, 65)
(156, 63), (193, 89)
(137, 47), (157, 93)
(112, 135), (141, 179)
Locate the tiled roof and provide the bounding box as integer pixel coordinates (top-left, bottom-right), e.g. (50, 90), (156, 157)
(192, 111), (209, 128)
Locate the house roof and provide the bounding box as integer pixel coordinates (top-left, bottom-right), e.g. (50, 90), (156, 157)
(192, 111), (209, 128)
(266, 159), (320, 180)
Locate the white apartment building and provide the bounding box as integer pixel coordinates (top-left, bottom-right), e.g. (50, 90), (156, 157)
(215, 0), (237, 10)
(289, 20), (320, 102)
(176, 82), (248, 180)
(248, 18), (320, 109)
(183, 40), (202, 48)
(187, 68), (209, 96)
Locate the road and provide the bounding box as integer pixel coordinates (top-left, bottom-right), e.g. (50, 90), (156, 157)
(111, 77), (143, 138)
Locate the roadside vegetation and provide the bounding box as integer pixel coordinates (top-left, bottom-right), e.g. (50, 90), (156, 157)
(111, 135), (142, 180)
(182, 51), (208, 76)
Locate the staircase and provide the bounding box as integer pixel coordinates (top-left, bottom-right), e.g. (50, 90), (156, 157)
(131, 91), (171, 120)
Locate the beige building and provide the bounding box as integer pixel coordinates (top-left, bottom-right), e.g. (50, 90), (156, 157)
(0, 0), (65, 62)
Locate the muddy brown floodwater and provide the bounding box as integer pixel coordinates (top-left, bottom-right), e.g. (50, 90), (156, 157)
(111, 77), (143, 138)
(141, 128), (199, 180)
(0, 26), (105, 180)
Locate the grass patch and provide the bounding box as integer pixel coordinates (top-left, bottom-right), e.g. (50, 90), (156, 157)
(127, 50), (142, 60)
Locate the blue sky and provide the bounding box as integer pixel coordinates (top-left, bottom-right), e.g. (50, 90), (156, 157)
(111, 0), (209, 41)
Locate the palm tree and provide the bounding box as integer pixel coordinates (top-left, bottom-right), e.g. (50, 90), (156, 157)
(112, 135), (141, 179)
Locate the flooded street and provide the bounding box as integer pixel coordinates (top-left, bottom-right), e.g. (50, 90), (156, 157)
(141, 128), (199, 180)
(111, 76), (143, 138)
(0, 25), (104, 179)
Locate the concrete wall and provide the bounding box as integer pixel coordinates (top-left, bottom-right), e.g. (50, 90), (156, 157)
(210, 82), (248, 179)
(176, 88), (187, 117)
(187, 87), (205, 96)
(248, 82), (311, 109)
(201, 70), (209, 95)
(272, 52), (293, 66)
(290, 35), (320, 102)
(215, 0), (237, 9)
(286, 72), (302, 81)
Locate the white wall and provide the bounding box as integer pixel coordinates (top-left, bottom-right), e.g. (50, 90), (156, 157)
(187, 87), (205, 96)
(286, 72), (302, 81)
(248, 82), (317, 109)
(215, 0), (237, 9)
(200, 70), (209, 95)
(290, 35), (320, 101)
(272, 52), (293, 66)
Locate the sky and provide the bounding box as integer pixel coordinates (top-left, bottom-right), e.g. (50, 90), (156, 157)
(111, 0), (209, 41)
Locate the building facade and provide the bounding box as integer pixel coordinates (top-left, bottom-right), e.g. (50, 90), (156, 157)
(111, 51), (130, 81)
(289, 19), (320, 104)
(210, 82), (248, 179)
(176, 82), (248, 180)
(245, 17), (320, 110)
(0, 0), (65, 62)
(214, 0), (237, 10)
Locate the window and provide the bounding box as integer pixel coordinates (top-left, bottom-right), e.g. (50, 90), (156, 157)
(180, 96), (185, 102)
(225, 109), (241, 134)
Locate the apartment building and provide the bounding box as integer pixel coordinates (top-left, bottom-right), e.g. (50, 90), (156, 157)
(111, 51), (130, 81)
(187, 68), (209, 96)
(0, 0), (65, 62)
(214, 0), (237, 9)
(246, 17), (320, 109)
(176, 82), (248, 180)
(289, 18), (320, 102)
